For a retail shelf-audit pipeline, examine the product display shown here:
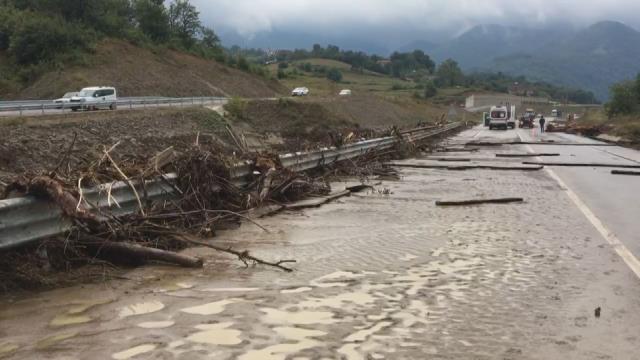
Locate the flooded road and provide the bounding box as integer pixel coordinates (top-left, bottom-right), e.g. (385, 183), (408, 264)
(2, 127), (640, 359)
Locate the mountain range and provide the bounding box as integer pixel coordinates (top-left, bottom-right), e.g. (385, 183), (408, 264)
(400, 21), (640, 101)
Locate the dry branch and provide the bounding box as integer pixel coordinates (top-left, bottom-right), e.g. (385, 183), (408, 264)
(94, 241), (203, 268)
(173, 234), (295, 272)
(388, 163), (543, 171)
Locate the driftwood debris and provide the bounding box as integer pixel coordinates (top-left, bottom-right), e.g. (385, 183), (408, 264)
(388, 163), (543, 171)
(174, 234), (296, 272)
(496, 153), (560, 158)
(611, 170), (640, 176)
(95, 241), (203, 268)
(285, 190), (351, 210)
(436, 197), (524, 206)
(463, 141), (614, 147)
(427, 158), (472, 162)
(523, 162), (640, 169)
(436, 148), (479, 153)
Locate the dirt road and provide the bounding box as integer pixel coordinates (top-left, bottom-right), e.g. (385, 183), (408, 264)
(1, 125), (639, 359)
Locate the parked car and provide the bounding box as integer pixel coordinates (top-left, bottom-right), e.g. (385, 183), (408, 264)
(69, 87), (117, 111)
(291, 87), (309, 96)
(53, 92), (79, 109)
(339, 89), (352, 96)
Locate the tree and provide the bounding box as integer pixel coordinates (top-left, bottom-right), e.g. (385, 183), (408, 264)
(134, 0), (170, 42)
(199, 26), (219, 48)
(169, 0), (200, 47)
(326, 67), (343, 82)
(435, 59), (463, 87)
(424, 80), (437, 99)
(606, 81), (637, 116)
(636, 73), (640, 103)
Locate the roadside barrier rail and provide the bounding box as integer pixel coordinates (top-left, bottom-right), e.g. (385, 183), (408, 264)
(0, 122), (463, 250)
(0, 97), (228, 116)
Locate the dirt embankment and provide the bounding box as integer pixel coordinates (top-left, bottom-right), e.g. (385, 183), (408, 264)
(3, 39), (286, 100)
(0, 108), (233, 186)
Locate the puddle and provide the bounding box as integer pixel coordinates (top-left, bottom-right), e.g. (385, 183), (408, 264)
(238, 327), (326, 360)
(400, 253), (419, 261)
(118, 301), (165, 318)
(344, 321), (393, 342)
(112, 344), (157, 359)
(186, 322), (242, 345)
(297, 291), (376, 309)
(180, 299), (241, 315)
(200, 287), (260, 292)
(49, 313), (93, 327)
(67, 298), (115, 315)
(261, 308), (338, 325)
(36, 331), (78, 350)
(137, 321), (175, 329)
(280, 287), (312, 294)
(0, 343), (18, 356)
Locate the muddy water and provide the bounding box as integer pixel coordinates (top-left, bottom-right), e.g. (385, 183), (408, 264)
(1, 145), (640, 359)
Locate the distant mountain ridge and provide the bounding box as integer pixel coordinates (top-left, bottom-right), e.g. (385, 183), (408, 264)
(399, 21), (640, 100)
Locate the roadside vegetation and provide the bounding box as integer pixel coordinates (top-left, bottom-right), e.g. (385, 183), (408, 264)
(573, 73), (640, 142)
(0, 0), (268, 96)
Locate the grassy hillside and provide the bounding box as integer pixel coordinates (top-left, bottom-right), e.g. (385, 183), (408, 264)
(0, 39), (287, 100)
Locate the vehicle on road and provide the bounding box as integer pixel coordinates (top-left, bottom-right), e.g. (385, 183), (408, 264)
(339, 89), (352, 96)
(547, 116), (568, 132)
(69, 87), (117, 111)
(506, 105), (516, 129)
(53, 92), (79, 108)
(291, 87), (309, 96)
(519, 108), (536, 128)
(488, 106), (509, 130)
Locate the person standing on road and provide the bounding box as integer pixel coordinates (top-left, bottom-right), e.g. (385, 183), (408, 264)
(539, 115), (546, 133)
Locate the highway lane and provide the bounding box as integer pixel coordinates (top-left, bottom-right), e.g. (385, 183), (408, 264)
(470, 122), (640, 260)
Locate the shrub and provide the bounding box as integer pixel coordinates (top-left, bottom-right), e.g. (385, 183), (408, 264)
(424, 80), (438, 99)
(223, 97), (248, 119)
(326, 67), (343, 82)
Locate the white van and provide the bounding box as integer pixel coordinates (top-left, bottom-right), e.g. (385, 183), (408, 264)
(488, 106), (508, 130)
(70, 86), (117, 111)
(339, 89), (352, 96)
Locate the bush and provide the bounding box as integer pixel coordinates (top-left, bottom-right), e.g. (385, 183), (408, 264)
(423, 81), (437, 99)
(326, 67), (343, 82)
(223, 97), (248, 119)
(277, 69), (287, 79)
(278, 62), (289, 69)
(606, 81), (637, 117)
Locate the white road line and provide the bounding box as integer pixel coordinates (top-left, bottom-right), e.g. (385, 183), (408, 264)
(524, 144), (640, 279)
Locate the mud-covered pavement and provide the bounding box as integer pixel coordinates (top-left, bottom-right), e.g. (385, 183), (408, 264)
(2, 125), (640, 359)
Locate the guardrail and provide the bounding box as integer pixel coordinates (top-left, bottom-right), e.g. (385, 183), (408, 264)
(0, 97), (228, 116)
(0, 122), (463, 250)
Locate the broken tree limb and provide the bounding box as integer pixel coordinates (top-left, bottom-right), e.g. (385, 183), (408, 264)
(523, 162), (640, 169)
(496, 153), (560, 158)
(436, 148), (478, 153)
(436, 197), (524, 206)
(93, 241), (203, 268)
(173, 234), (295, 272)
(285, 190), (351, 210)
(463, 141), (614, 147)
(611, 170), (640, 176)
(426, 158), (472, 162)
(387, 163), (543, 171)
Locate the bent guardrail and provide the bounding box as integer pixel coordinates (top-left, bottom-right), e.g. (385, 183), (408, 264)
(0, 122), (463, 250)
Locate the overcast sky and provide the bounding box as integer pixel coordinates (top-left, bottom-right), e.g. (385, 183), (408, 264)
(192, 0), (640, 47)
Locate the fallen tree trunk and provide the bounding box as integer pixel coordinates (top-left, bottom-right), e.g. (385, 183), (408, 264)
(611, 170), (640, 176)
(388, 163), (543, 171)
(523, 162), (640, 169)
(436, 197), (524, 206)
(93, 241), (203, 268)
(496, 153), (560, 158)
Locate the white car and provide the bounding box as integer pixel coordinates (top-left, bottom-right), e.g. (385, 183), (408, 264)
(291, 87), (309, 96)
(339, 89), (352, 96)
(69, 86), (117, 111)
(53, 92), (78, 108)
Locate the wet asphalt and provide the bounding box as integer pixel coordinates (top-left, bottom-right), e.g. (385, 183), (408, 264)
(1, 124), (640, 360)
